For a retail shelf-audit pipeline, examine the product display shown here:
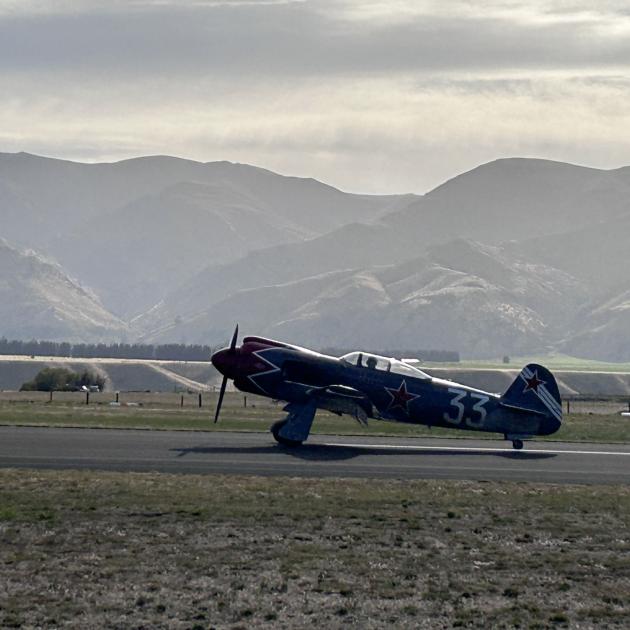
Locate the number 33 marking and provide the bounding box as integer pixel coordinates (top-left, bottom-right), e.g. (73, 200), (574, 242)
(443, 388), (488, 428)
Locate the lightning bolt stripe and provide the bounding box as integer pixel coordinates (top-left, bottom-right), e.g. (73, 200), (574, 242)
(520, 368), (560, 417)
(534, 378), (562, 421)
(521, 367), (560, 411)
(247, 349), (282, 395)
(521, 372), (562, 421)
(521, 367), (562, 421)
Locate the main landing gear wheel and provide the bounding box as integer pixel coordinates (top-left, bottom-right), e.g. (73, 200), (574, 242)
(512, 439), (524, 450)
(271, 419), (303, 447)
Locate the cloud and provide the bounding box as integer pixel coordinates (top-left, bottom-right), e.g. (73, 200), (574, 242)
(1, 1), (630, 193)
(1, 0), (630, 78)
(3, 72), (630, 193)
(0, 0), (302, 16)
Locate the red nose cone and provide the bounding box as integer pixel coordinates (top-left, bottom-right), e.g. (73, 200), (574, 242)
(211, 348), (239, 379)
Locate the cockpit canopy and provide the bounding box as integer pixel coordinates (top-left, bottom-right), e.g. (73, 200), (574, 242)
(340, 351), (430, 379)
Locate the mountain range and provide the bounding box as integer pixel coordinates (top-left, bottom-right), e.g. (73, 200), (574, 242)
(1, 152), (628, 360)
(1, 152), (411, 317)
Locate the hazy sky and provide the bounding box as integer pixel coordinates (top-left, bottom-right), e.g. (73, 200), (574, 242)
(2, 0), (630, 193)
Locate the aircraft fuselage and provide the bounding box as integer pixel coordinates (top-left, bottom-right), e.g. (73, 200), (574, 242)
(212, 336), (562, 441)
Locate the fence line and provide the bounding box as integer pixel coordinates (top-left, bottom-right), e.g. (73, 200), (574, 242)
(0, 390), (276, 409)
(0, 391), (627, 414)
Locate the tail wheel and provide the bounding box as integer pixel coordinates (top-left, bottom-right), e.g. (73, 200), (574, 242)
(271, 419), (303, 447)
(512, 439), (524, 450)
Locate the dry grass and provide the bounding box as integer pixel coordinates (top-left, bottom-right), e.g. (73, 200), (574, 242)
(0, 394), (629, 444)
(1, 470), (629, 628)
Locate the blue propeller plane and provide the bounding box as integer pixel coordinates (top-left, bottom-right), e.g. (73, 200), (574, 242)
(211, 327), (562, 450)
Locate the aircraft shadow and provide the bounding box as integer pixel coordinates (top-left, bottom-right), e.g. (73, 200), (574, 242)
(172, 443), (556, 462)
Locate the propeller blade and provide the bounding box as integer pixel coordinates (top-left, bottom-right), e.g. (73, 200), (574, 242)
(214, 324), (238, 423)
(229, 323), (239, 350)
(214, 374), (228, 423)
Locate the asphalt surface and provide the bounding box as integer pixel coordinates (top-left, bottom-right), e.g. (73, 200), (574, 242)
(0, 426), (629, 484)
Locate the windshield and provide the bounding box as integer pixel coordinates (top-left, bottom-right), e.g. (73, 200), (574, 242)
(389, 359), (430, 379)
(340, 352), (430, 379)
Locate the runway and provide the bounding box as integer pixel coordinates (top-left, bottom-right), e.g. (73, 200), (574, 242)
(1, 426), (629, 484)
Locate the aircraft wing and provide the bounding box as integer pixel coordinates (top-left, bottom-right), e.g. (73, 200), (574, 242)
(274, 383), (372, 444)
(304, 383), (373, 425)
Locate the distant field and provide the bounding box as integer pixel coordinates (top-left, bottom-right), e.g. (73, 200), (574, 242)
(1, 469), (629, 628)
(427, 353), (630, 373)
(0, 392), (628, 443)
(3, 354), (630, 397)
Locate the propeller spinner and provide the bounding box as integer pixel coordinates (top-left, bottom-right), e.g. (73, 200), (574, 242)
(212, 324), (239, 423)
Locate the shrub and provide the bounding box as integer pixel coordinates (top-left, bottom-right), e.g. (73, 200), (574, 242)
(20, 367), (105, 392)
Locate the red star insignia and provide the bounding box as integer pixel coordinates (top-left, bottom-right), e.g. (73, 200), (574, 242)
(385, 380), (419, 414)
(523, 371), (545, 394)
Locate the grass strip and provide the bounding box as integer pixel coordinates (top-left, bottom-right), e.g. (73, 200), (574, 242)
(0, 401), (629, 443)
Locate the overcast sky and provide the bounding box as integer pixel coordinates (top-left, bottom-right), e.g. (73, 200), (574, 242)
(1, 0), (630, 193)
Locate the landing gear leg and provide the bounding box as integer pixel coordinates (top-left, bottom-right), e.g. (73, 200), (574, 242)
(271, 419), (303, 447)
(512, 439), (524, 450)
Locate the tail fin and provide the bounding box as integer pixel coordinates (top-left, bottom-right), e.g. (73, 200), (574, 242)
(501, 364), (562, 427)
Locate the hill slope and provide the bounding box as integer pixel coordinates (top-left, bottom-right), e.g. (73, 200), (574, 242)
(384, 158), (630, 245)
(143, 240), (585, 358)
(0, 240), (128, 342)
(0, 152), (411, 245)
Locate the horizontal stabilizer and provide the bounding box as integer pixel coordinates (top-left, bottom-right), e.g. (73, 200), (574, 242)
(499, 401), (547, 416)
